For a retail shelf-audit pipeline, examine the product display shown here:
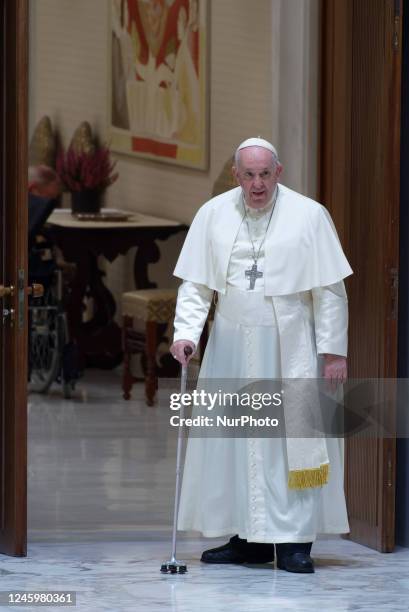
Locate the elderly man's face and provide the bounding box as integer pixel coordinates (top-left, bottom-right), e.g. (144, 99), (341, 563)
(29, 179), (62, 200)
(233, 146), (282, 209)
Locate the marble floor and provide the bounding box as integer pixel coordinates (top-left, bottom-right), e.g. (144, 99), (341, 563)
(0, 371), (407, 612)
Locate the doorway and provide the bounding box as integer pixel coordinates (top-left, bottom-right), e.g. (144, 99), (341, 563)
(396, 0), (409, 549)
(0, 0), (29, 557)
(320, 0), (402, 551)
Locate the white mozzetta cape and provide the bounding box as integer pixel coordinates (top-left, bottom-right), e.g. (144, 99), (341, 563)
(174, 184), (352, 296)
(173, 183), (353, 490)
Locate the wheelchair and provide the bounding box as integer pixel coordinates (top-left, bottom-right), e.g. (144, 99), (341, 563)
(28, 195), (81, 398)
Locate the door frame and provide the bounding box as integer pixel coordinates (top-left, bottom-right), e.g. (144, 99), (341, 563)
(319, 0), (402, 551)
(0, 0), (29, 557)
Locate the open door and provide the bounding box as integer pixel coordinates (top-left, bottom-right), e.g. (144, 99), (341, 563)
(0, 0), (28, 556)
(320, 0), (402, 551)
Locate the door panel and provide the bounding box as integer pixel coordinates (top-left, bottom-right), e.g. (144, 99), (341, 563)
(320, 0), (401, 551)
(0, 0), (28, 556)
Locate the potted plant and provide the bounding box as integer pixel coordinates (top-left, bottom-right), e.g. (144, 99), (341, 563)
(56, 145), (119, 214)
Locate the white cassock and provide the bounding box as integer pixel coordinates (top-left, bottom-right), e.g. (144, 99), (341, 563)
(172, 183), (353, 543)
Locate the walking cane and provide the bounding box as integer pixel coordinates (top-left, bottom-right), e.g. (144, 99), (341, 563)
(161, 345), (193, 574)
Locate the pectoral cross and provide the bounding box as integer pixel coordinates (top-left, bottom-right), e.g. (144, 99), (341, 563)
(245, 263), (263, 290)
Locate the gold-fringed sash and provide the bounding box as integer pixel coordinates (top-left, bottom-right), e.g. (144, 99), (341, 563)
(288, 463), (330, 490)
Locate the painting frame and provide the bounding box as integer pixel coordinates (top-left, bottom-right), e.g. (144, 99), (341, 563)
(108, 0), (210, 170)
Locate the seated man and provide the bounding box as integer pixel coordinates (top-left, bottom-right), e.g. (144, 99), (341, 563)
(28, 164), (62, 200)
(28, 165), (62, 248)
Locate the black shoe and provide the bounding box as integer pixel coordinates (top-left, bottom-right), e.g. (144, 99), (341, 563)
(276, 542), (315, 573)
(201, 535), (275, 564)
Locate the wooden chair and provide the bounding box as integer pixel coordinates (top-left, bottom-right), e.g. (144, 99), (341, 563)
(122, 289), (177, 406)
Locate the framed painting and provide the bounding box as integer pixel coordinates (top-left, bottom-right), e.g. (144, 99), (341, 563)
(109, 0), (209, 170)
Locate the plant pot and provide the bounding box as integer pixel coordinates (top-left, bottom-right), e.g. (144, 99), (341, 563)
(71, 189), (103, 214)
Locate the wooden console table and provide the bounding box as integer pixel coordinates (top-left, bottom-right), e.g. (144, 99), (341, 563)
(46, 209), (187, 369)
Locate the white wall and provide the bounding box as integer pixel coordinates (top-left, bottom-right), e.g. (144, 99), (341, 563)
(278, 0), (319, 197)
(29, 0), (319, 306)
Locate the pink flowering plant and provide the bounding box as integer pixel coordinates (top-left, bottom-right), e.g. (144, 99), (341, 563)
(56, 146), (119, 192)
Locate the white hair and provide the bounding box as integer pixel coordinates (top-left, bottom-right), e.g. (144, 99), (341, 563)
(28, 165), (59, 185)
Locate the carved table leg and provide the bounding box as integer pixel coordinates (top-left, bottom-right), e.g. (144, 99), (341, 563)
(63, 249), (122, 369)
(133, 238), (160, 289)
(122, 315), (133, 400)
(145, 321), (158, 406)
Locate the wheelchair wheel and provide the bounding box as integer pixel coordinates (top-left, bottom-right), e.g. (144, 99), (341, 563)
(28, 289), (61, 393)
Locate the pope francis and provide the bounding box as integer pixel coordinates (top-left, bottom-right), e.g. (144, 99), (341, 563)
(170, 137), (353, 573)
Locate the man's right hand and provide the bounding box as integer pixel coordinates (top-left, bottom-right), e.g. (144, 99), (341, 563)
(170, 340), (196, 365)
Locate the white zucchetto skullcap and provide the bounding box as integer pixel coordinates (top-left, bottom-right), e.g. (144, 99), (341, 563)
(237, 137), (278, 158)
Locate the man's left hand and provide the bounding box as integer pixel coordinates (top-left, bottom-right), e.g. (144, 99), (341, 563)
(323, 354), (347, 392)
